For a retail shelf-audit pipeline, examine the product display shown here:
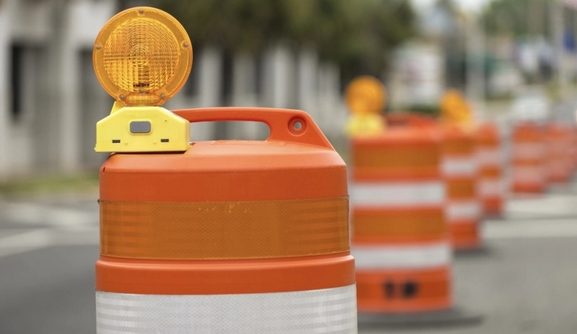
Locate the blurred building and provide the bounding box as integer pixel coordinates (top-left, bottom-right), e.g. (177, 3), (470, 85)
(0, 0), (347, 179)
(165, 44), (346, 147)
(388, 43), (445, 110)
(0, 0), (115, 178)
(388, 0), (462, 111)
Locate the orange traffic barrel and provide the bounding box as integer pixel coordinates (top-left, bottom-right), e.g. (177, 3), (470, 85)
(568, 126), (577, 172)
(545, 123), (573, 184)
(475, 122), (504, 217)
(349, 126), (453, 314)
(442, 125), (482, 250)
(510, 122), (546, 193)
(96, 108), (358, 333)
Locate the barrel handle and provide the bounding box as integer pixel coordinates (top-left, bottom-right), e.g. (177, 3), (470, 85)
(173, 107), (334, 150)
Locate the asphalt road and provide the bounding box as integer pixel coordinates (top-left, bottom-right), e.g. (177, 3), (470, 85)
(1, 183), (577, 334)
(0, 192), (99, 334)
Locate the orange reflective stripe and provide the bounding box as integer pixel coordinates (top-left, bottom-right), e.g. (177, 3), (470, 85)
(480, 167), (501, 178)
(353, 147), (440, 169)
(100, 197), (349, 260)
(443, 126), (475, 155)
(352, 208), (445, 240)
(477, 139), (498, 146)
(443, 140), (474, 154)
(446, 178), (476, 198)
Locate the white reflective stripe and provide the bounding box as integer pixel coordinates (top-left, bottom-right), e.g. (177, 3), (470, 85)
(477, 148), (502, 167)
(513, 166), (545, 183)
(549, 146), (566, 155)
(547, 161), (571, 171)
(349, 182), (444, 207)
(513, 143), (545, 160)
(442, 156), (477, 176)
(96, 285), (358, 334)
(446, 200), (481, 221)
(479, 179), (503, 197)
(352, 242), (451, 269)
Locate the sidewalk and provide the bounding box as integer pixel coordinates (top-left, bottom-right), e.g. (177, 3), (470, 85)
(0, 189), (99, 258)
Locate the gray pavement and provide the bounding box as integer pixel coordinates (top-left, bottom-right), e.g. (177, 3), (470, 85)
(0, 191), (99, 334)
(1, 184), (577, 333)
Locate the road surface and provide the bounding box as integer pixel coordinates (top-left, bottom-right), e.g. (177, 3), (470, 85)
(1, 182), (577, 334)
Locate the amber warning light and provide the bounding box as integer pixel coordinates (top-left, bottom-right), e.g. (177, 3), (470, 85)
(93, 7), (193, 153)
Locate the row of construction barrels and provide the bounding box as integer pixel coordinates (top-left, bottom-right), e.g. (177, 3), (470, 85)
(95, 109), (577, 333)
(349, 115), (577, 315)
(511, 121), (577, 193)
(349, 115), (491, 315)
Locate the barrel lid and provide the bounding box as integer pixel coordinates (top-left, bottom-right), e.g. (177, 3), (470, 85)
(100, 108), (347, 202)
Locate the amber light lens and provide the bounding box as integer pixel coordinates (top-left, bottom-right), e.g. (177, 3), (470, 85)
(345, 76), (386, 115)
(93, 7), (192, 106)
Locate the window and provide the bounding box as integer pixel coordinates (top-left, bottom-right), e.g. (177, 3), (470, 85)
(10, 44), (23, 122)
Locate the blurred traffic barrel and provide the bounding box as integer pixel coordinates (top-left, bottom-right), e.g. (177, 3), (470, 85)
(442, 126), (482, 250)
(510, 122), (546, 193)
(95, 108), (358, 333)
(545, 123), (573, 184)
(349, 126), (454, 314)
(571, 126), (577, 173)
(475, 122), (504, 217)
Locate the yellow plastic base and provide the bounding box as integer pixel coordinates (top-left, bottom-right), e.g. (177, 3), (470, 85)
(345, 114), (385, 138)
(95, 104), (190, 153)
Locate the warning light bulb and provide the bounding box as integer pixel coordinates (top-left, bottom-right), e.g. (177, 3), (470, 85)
(93, 7), (193, 106)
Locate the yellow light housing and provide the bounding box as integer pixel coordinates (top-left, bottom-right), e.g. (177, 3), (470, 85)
(93, 7), (192, 106)
(343, 76), (386, 138)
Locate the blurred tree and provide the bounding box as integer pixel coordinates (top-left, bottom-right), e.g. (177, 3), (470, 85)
(149, 0), (416, 85)
(483, 0), (550, 37)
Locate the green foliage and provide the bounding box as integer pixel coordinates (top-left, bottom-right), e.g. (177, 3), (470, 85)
(149, 0), (416, 81)
(336, 0), (416, 84)
(0, 173), (99, 196)
(399, 105), (440, 116)
(483, 0), (550, 37)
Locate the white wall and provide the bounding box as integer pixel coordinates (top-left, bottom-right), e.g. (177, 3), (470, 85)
(262, 43), (296, 109)
(229, 52), (268, 140)
(0, 0), (115, 179)
(318, 62), (347, 142)
(0, 0), (55, 177)
(56, 0), (115, 172)
(0, 1), (12, 176)
(297, 46), (319, 119)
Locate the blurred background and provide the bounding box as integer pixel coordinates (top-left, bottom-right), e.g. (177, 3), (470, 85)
(2, 0), (577, 333)
(1, 0), (577, 179)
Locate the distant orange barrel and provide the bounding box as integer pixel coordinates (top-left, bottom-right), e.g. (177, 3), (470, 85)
(96, 108), (358, 333)
(510, 122), (546, 193)
(563, 125), (576, 177)
(350, 126), (453, 313)
(475, 122), (504, 217)
(442, 126), (482, 250)
(545, 123), (573, 184)
(568, 126), (577, 173)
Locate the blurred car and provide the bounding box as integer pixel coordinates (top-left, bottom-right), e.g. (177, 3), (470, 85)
(488, 62), (523, 98)
(510, 86), (550, 122)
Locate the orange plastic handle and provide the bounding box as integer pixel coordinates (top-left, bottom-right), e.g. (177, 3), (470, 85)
(172, 107), (334, 150)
